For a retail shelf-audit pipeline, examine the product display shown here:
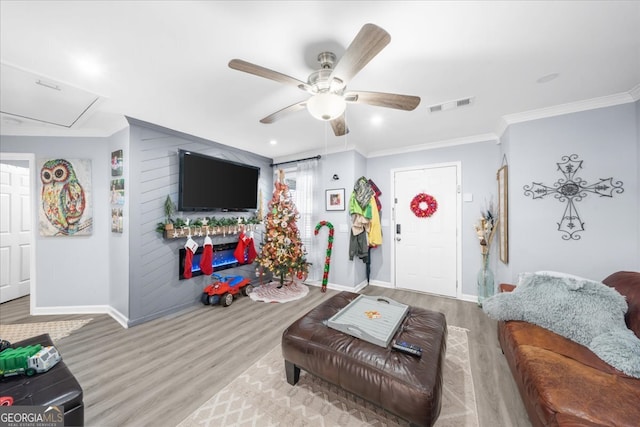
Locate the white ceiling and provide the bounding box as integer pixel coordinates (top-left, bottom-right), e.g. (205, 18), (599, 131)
(1, 1), (639, 160)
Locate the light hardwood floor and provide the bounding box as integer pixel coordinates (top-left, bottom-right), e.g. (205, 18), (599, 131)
(0, 286), (531, 427)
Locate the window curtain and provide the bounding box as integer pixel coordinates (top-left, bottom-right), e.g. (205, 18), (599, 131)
(294, 159), (320, 282)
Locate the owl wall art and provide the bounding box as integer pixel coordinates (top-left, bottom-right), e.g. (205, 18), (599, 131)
(39, 158), (93, 236)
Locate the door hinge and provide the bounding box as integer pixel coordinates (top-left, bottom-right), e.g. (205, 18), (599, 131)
(457, 185), (461, 193)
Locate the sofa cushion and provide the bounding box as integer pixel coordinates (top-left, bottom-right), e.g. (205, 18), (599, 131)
(602, 271), (640, 338)
(513, 344), (640, 427)
(484, 273), (640, 378)
(500, 321), (631, 378)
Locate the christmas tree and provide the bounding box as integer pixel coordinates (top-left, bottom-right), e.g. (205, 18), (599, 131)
(256, 170), (309, 286)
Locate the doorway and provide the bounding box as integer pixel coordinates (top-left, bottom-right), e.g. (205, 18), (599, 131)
(0, 153), (36, 307)
(392, 162), (460, 297)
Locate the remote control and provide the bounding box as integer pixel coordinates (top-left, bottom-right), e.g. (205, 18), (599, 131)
(392, 341), (422, 357)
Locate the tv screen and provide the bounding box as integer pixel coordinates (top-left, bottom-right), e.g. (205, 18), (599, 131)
(178, 149), (260, 211)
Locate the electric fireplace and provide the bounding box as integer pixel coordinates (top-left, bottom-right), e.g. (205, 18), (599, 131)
(179, 242), (248, 280)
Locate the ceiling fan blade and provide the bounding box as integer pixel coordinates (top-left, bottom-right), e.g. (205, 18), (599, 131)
(259, 101), (307, 124)
(229, 59), (310, 92)
(330, 24), (391, 85)
(344, 91), (421, 111)
(330, 114), (349, 136)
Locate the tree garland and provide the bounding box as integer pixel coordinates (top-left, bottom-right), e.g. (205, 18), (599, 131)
(314, 221), (334, 293)
(410, 193), (438, 218)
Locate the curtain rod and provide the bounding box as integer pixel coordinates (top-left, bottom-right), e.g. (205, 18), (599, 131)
(270, 155), (321, 168)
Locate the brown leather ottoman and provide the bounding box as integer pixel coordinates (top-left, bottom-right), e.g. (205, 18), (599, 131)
(282, 291), (447, 427)
(0, 334), (84, 426)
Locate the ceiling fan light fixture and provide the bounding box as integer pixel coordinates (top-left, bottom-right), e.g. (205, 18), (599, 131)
(306, 92), (346, 121)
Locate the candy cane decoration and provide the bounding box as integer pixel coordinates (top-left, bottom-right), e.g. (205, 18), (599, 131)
(314, 221), (334, 293)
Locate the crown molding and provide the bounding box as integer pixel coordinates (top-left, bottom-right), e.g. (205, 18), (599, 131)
(630, 83), (640, 101)
(501, 91), (636, 129)
(367, 133), (499, 158)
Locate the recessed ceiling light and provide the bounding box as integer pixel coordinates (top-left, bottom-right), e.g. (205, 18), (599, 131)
(537, 73), (559, 84)
(74, 56), (103, 77)
(269, 139), (277, 145)
(370, 115), (383, 126)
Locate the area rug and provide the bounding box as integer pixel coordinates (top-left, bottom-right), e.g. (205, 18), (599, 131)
(249, 281), (309, 303)
(0, 319), (92, 343)
(177, 325), (479, 427)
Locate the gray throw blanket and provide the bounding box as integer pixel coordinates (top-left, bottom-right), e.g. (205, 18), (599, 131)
(483, 273), (640, 378)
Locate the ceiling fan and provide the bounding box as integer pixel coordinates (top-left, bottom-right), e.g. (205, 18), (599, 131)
(228, 23), (421, 136)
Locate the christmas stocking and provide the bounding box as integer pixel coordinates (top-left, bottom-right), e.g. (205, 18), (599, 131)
(199, 235), (214, 275)
(234, 232), (248, 264)
(183, 237), (199, 279)
(246, 236), (257, 264)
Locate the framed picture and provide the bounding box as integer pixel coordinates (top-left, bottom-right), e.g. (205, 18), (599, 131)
(326, 188), (345, 211)
(39, 158), (93, 236)
(497, 165), (509, 263)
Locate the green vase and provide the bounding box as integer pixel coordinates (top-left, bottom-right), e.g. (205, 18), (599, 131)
(477, 254), (495, 307)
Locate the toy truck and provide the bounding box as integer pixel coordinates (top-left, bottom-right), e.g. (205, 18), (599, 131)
(201, 274), (253, 307)
(0, 344), (61, 377)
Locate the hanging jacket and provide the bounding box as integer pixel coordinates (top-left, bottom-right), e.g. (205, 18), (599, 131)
(367, 195), (382, 247)
(353, 176), (374, 210)
(349, 228), (369, 262)
(349, 192), (372, 218)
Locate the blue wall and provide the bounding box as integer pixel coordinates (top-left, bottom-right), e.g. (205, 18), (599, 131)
(500, 102), (639, 282)
(365, 140), (500, 297)
(0, 135), (112, 309)
(2, 100), (638, 323)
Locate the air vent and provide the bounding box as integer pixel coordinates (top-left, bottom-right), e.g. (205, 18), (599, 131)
(428, 96), (475, 113)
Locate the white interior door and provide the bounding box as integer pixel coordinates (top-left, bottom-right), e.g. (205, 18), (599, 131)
(393, 164), (458, 297)
(0, 162), (32, 303)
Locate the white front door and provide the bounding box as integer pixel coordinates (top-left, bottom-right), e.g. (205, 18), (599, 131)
(393, 164), (458, 297)
(0, 162), (32, 303)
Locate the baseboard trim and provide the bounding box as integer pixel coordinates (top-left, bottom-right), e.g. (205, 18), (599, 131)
(460, 293), (480, 304)
(32, 304), (111, 316)
(108, 307), (130, 329)
(366, 280), (393, 289)
(31, 304), (130, 329)
(306, 280), (368, 293)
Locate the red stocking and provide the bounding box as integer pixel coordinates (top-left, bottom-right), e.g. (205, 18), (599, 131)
(234, 232), (248, 264)
(199, 236), (213, 275)
(183, 238), (198, 279)
(246, 237), (257, 263)
(183, 248), (194, 279)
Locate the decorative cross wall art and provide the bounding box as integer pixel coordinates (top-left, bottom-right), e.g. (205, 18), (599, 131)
(523, 154), (623, 240)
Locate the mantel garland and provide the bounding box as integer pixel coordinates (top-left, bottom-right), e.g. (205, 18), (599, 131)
(410, 193), (438, 218)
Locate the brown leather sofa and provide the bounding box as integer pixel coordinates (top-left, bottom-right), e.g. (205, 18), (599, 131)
(498, 271), (640, 427)
(0, 333), (84, 426)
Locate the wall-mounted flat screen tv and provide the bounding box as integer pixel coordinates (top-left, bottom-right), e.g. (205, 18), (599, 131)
(178, 149), (260, 211)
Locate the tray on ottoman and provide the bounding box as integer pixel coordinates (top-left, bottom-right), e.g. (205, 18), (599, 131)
(326, 294), (409, 347)
(282, 291), (447, 427)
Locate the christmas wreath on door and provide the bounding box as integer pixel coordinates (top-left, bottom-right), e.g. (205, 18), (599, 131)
(410, 193), (438, 218)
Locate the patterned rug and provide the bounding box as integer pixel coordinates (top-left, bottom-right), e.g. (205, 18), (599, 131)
(0, 319), (92, 343)
(177, 325), (479, 427)
(249, 281), (309, 303)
